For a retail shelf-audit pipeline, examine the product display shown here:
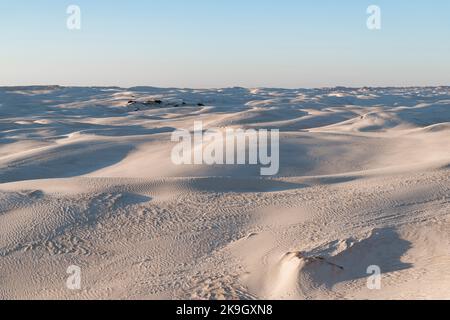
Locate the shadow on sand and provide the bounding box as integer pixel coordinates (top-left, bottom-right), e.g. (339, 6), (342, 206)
(302, 227), (413, 289)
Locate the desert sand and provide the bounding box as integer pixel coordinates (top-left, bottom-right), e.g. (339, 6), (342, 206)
(0, 86), (449, 300)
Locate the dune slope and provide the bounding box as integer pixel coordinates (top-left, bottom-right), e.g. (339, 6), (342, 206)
(0, 86), (449, 299)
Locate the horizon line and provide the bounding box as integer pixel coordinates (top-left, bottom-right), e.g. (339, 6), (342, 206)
(1, 84), (450, 90)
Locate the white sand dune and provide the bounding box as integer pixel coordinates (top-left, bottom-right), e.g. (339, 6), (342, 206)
(0, 86), (449, 300)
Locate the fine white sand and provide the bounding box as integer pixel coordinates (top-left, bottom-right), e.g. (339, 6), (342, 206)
(0, 86), (449, 300)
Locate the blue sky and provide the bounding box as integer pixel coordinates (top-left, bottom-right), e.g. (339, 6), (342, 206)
(1, 0), (449, 88)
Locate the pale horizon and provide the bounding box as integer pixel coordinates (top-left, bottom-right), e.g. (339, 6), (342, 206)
(1, 0), (449, 88)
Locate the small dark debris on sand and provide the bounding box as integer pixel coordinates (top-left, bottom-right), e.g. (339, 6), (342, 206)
(127, 99), (206, 110)
(145, 99), (162, 105)
(290, 251), (345, 270)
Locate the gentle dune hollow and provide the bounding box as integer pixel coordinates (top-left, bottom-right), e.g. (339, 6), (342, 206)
(0, 86), (449, 299)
